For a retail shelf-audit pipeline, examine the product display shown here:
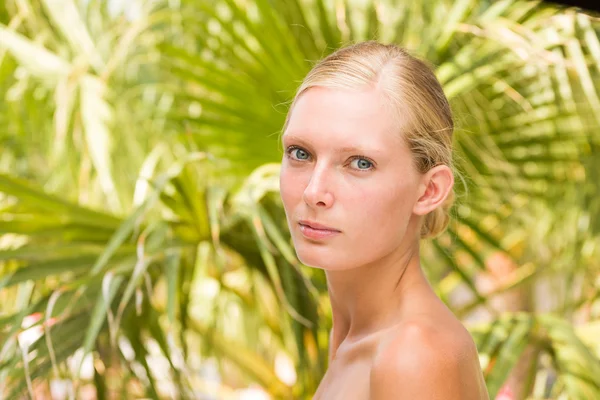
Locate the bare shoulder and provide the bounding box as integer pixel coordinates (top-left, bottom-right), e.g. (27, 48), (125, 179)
(370, 317), (489, 400)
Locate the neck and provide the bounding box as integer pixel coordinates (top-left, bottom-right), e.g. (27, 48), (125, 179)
(325, 242), (435, 351)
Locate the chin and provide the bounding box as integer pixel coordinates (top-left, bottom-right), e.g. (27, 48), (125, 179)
(294, 244), (329, 269)
(294, 245), (353, 271)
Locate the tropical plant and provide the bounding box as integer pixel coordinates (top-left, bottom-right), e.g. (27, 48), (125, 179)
(1, 0), (600, 399)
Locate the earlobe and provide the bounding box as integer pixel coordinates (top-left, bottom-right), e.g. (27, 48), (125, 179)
(413, 166), (454, 216)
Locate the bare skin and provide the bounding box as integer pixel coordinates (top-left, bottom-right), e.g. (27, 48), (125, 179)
(280, 85), (489, 399)
(314, 256), (489, 399)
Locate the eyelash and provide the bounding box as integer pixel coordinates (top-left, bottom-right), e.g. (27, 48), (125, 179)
(284, 145), (375, 172)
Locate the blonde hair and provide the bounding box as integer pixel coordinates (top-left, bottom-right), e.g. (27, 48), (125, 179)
(282, 41), (455, 239)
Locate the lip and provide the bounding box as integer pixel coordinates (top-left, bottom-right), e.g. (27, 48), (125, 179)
(298, 220), (340, 231)
(298, 220), (341, 240)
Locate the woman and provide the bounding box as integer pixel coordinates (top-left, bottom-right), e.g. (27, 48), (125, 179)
(279, 41), (490, 399)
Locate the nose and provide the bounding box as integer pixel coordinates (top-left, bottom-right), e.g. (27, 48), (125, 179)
(303, 164), (334, 209)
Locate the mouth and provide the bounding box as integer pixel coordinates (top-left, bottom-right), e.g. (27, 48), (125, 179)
(298, 220), (340, 232)
(297, 220), (341, 240)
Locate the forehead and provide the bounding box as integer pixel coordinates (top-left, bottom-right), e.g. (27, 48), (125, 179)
(283, 86), (403, 151)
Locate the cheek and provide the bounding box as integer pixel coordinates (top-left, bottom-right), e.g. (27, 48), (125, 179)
(279, 165), (306, 211)
(349, 181), (413, 240)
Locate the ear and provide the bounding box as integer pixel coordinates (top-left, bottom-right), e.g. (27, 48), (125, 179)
(413, 165), (454, 216)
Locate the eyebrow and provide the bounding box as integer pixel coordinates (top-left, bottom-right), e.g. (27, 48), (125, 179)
(282, 134), (384, 156)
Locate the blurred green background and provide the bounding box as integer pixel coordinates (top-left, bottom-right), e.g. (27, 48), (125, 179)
(1, 0), (600, 399)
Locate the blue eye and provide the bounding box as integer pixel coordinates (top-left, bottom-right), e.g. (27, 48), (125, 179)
(350, 157), (373, 171)
(287, 146), (310, 160)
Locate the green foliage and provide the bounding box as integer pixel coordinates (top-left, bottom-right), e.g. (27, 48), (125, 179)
(1, 0), (599, 398)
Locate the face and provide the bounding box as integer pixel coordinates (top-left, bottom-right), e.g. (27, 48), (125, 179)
(279, 86), (424, 271)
